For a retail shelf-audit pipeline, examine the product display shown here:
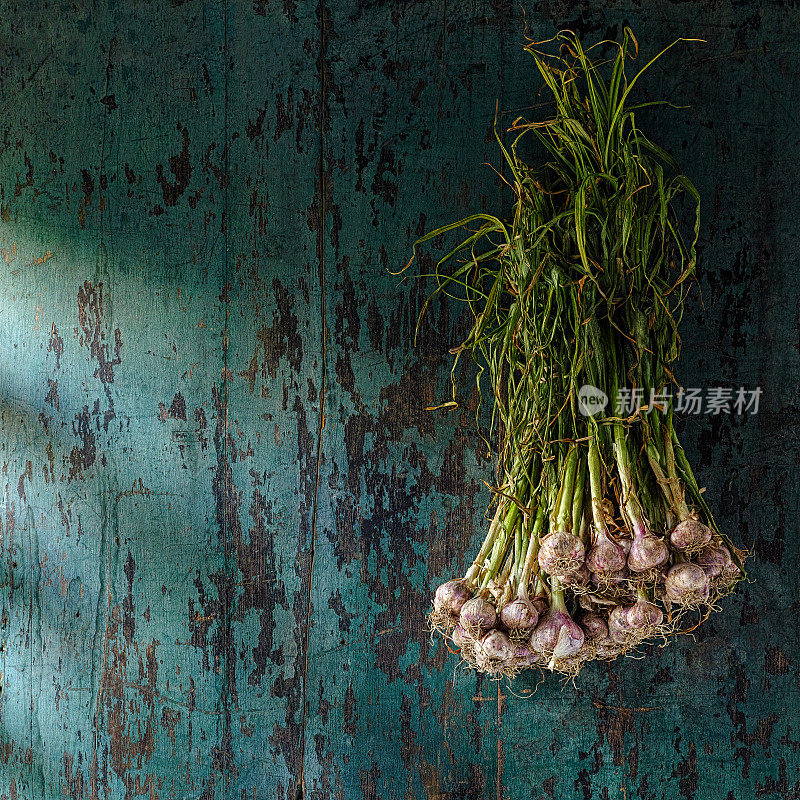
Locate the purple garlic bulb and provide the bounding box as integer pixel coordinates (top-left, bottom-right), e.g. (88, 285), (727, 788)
(500, 598), (539, 634)
(664, 562), (710, 605)
(530, 606), (585, 660)
(670, 519), (713, 552)
(537, 530), (586, 576)
(627, 527), (669, 572)
(627, 599), (664, 630)
(608, 605), (634, 644)
(433, 579), (471, 615)
(580, 613), (610, 642)
(459, 596), (497, 634)
(451, 624), (468, 649)
(513, 643), (542, 668)
(480, 629), (513, 662)
(586, 529), (627, 575)
(697, 544), (730, 578)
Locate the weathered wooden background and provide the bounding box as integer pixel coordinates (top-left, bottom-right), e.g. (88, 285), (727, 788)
(0, 1), (796, 798)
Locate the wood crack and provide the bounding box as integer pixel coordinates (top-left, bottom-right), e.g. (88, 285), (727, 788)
(296, 1), (329, 797)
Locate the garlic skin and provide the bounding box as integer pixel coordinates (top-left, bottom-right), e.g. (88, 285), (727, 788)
(531, 596), (549, 616)
(627, 599), (663, 629)
(608, 605), (634, 644)
(513, 644), (542, 667)
(530, 606), (585, 661)
(452, 625), (468, 649)
(697, 544), (729, 578)
(459, 597), (497, 635)
(500, 598), (539, 634)
(580, 613), (610, 642)
(560, 564), (591, 590)
(627, 527), (669, 572)
(480, 629), (513, 662)
(433, 579), (472, 615)
(586, 529), (627, 575)
(670, 519), (713, 552)
(537, 530), (586, 576)
(665, 562), (711, 605)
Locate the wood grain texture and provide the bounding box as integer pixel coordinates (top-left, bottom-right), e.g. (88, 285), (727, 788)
(0, 1), (796, 798)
